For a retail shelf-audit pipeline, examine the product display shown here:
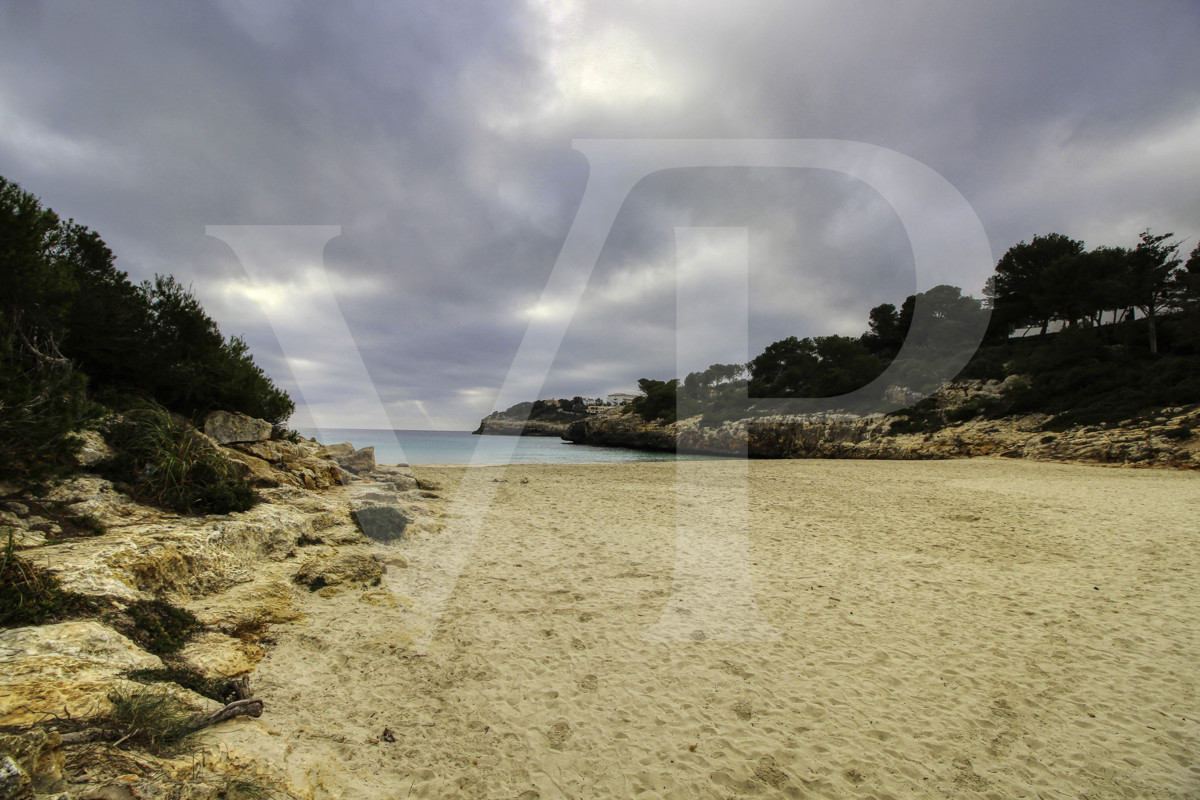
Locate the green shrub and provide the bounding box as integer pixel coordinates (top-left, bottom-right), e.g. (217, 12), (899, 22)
(136, 276), (294, 424)
(0, 529), (96, 627)
(122, 598), (200, 655)
(100, 402), (257, 514)
(273, 425), (304, 444)
(945, 395), (1006, 422)
(351, 505), (409, 542)
(1, 176), (294, 433)
(103, 686), (202, 755)
(0, 315), (97, 488)
(885, 397), (942, 435)
(625, 378), (678, 423)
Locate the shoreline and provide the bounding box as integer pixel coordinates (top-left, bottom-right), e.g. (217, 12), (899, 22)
(5, 432), (1198, 798)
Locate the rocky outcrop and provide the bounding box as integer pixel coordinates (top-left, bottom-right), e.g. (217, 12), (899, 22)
(474, 417), (579, 437)
(225, 439), (352, 490)
(294, 548), (383, 592)
(564, 390), (1200, 469)
(564, 413), (677, 451)
(68, 429), (115, 468)
(369, 464), (420, 492)
(316, 442), (376, 474)
(0, 621), (170, 725)
(185, 578), (305, 640)
(0, 413), (446, 799)
(745, 409), (1200, 467)
(178, 631), (263, 679)
(203, 411), (273, 445)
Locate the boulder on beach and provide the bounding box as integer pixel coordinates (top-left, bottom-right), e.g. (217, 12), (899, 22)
(203, 411), (273, 445)
(317, 443), (376, 475)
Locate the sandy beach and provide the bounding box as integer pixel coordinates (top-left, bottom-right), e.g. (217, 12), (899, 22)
(227, 458), (1200, 799)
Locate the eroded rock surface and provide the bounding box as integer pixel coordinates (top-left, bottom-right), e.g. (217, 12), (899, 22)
(0, 621), (166, 725)
(0, 415), (440, 798)
(562, 383), (1200, 469)
(202, 411), (273, 445)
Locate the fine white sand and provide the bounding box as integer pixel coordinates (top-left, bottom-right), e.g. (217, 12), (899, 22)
(231, 458), (1200, 799)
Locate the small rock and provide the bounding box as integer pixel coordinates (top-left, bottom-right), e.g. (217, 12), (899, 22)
(340, 447), (376, 475)
(351, 505), (408, 542)
(295, 550), (382, 591)
(316, 442), (355, 460)
(69, 429), (115, 467)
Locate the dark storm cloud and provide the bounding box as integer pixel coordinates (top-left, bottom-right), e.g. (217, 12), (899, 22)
(2, 1), (1198, 428)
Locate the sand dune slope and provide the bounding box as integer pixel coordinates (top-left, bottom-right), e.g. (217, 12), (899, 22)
(231, 459), (1200, 799)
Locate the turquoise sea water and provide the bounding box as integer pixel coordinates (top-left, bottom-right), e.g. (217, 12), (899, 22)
(294, 428), (723, 465)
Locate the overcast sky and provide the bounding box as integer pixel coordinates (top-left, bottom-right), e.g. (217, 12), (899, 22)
(2, 1), (1198, 430)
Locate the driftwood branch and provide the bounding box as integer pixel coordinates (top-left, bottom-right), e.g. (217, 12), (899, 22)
(58, 697), (264, 746)
(190, 698), (263, 730)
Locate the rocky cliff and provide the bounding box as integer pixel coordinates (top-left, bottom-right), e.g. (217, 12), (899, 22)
(0, 412), (442, 800)
(563, 385), (1200, 469)
(472, 417), (577, 437)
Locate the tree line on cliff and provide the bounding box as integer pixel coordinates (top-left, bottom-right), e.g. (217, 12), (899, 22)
(627, 229), (1200, 429)
(0, 176), (293, 485)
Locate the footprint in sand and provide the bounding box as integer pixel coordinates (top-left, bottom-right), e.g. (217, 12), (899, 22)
(548, 720), (572, 749)
(578, 674), (598, 691)
(733, 700), (753, 720)
(753, 755), (789, 788)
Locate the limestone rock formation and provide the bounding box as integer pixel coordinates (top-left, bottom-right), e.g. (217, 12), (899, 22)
(563, 414), (677, 451)
(317, 443), (376, 474)
(474, 418), (577, 437)
(294, 548), (383, 590)
(68, 429), (115, 467)
(0, 621), (167, 726)
(315, 442), (353, 459)
(202, 411), (273, 445)
(0, 410), (444, 799)
(227, 439), (351, 490)
(178, 631), (263, 679)
(369, 464), (419, 492)
(185, 578), (305, 640)
(562, 382), (1200, 469)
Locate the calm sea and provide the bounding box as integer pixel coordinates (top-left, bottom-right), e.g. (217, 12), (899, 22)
(293, 428), (723, 466)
